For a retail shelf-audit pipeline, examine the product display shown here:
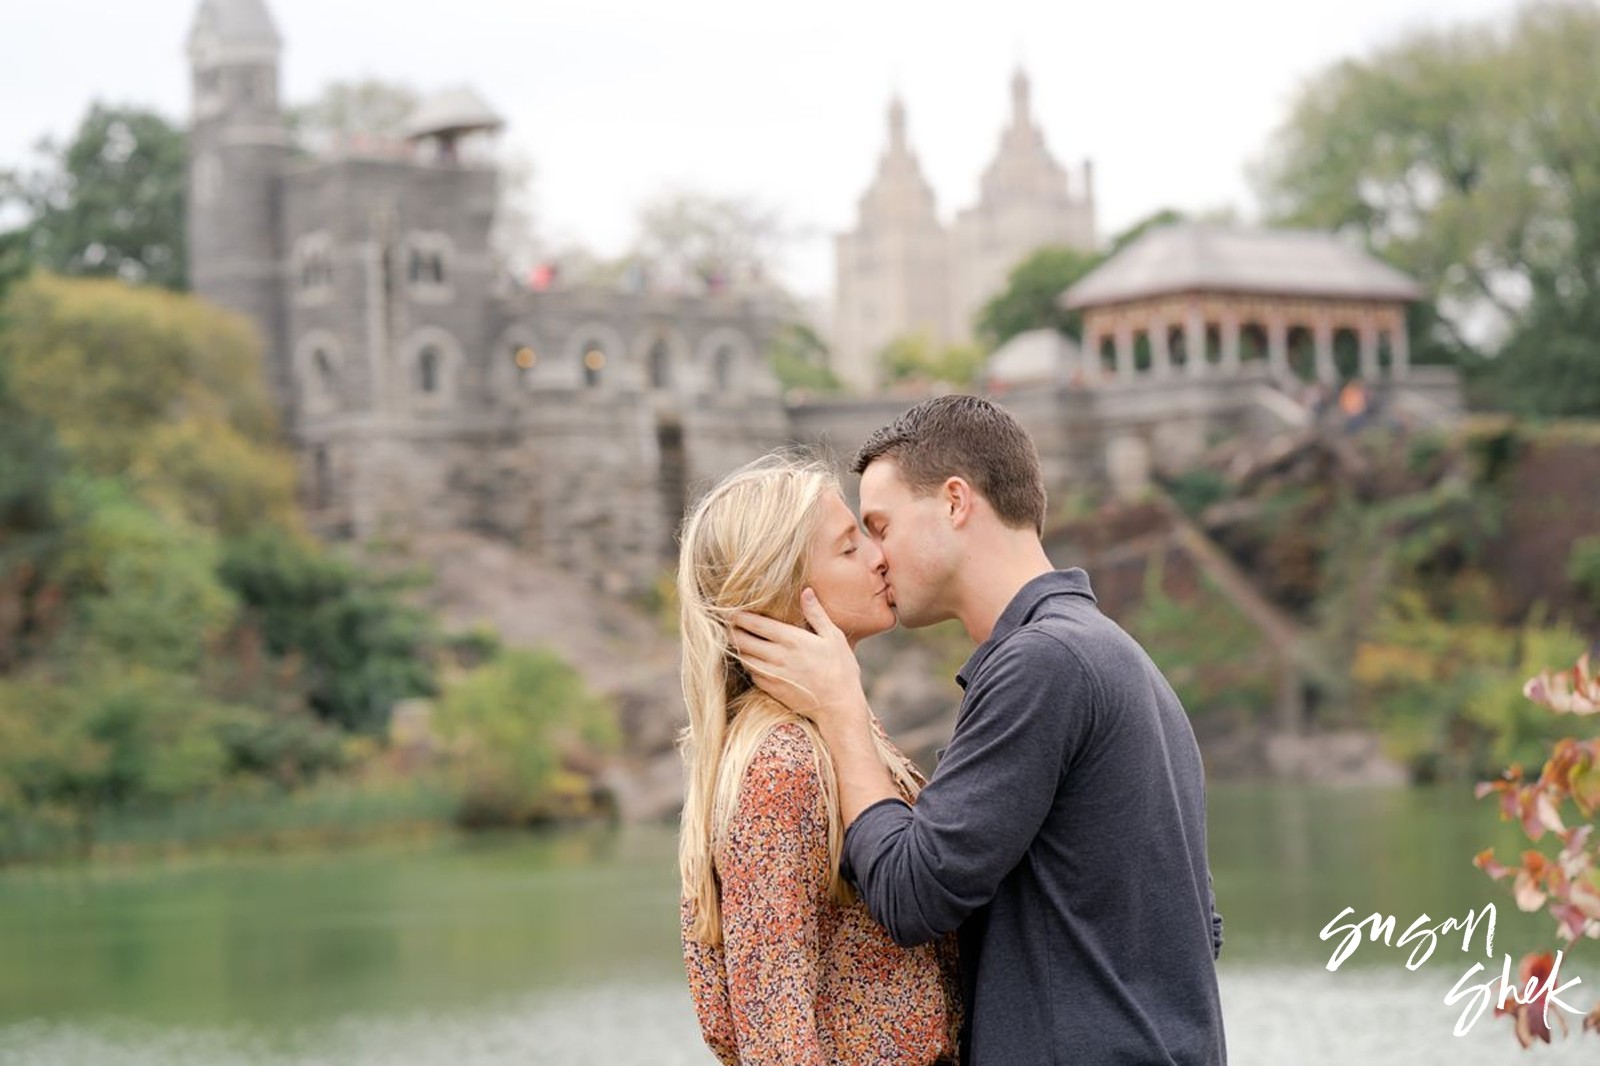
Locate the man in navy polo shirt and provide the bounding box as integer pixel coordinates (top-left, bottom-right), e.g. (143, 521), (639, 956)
(734, 395), (1226, 1065)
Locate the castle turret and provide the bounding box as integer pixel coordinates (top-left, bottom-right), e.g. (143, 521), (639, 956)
(187, 0), (293, 411)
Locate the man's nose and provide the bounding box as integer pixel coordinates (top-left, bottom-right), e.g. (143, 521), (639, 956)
(868, 540), (887, 575)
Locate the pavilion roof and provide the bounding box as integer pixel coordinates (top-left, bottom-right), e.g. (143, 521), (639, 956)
(1062, 224), (1423, 309)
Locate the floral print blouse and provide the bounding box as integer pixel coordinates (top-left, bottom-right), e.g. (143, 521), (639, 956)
(682, 721), (960, 1065)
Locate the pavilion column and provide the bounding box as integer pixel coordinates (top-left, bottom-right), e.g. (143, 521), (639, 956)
(1221, 313), (1241, 375)
(1268, 315), (1289, 380)
(1313, 316), (1335, 384)
(1150, 318), (1172, 378)
(1359, 321), (1380, 381)
(1115, 325), (1135, 381)
(1079, 319), (1102, 383)
(1390, 316), (1410, 379)
(1185, 307), (1206, 378)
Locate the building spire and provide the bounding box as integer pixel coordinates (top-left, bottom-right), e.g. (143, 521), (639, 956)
(888, 94), (907, 153)
(1011, 66), (1031, 127)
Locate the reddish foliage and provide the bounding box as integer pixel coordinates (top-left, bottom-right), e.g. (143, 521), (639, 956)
(1478, 655), (1600, 1046)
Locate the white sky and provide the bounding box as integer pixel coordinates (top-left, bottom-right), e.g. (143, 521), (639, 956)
(2, 0), (1523, 304)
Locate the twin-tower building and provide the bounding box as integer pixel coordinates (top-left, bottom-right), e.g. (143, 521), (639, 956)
(831, 74), (1098, 391)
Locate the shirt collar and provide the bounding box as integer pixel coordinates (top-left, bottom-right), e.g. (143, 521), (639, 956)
(955, 568), (1096, 688)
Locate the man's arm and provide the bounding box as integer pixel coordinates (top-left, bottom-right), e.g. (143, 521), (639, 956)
(844, 631), (1088, 945)
(731, 589), (898, 824)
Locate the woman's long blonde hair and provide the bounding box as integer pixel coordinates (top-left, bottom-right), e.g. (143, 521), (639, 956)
(677, 454), (922, 946)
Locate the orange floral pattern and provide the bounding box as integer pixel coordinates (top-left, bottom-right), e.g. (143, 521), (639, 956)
(682, 723), (960, 1065)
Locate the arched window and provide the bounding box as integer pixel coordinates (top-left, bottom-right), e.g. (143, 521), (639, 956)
(1333, 328), (1362, 381)
(313, 348), (338, 394)
(649, 339), (672, 389)
(1286, 326), (1315, 382)
(1240, 323), (1268, 363)
(712, 346), (735, 391)
(418, 346), (441, 393)
(582, 345), (606, 388)
(1167, 325), (1188, 369)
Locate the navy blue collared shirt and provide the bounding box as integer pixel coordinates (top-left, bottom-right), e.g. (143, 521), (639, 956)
(844, 569), (1226, 1065)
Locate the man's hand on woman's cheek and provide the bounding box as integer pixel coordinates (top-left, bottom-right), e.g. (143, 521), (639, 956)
(730, 589), (869, 731)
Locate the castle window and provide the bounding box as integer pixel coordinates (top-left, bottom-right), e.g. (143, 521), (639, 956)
(582, 346), (606, 388)
(418, 346), (442, 393)
(294, 234), (335, 298)
(296, 333), (344, 416)
(648, 339), (671, 389)
(404, 234), (453, 299)
(313, 348), (338, 394)
(712, 346), (735, 392)
(408, 249), (445, 284)
(311, 447), (331, 510)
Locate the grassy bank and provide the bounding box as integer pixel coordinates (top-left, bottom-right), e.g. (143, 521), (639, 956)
(0, 774), (461, 867)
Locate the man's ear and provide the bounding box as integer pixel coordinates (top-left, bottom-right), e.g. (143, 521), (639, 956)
(944, 476), (976, 528)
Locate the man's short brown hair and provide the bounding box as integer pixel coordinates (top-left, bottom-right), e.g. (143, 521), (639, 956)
(853, 394), (1047, 533)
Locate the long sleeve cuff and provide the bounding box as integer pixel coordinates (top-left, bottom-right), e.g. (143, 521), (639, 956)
(841, 797), (913, 885)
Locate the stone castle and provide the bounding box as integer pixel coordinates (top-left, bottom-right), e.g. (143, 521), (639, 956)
(186, 0), (792, 592)
(185, 0), (1461, 595)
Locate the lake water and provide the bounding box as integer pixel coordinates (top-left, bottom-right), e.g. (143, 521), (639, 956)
(2, 783), (1596, 1064)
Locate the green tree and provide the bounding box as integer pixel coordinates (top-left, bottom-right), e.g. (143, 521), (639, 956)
(1, 104), (187, 289)
(975, 246), (1101, 349)
(877, 332), (986, 388)
(0, 274), (295, 536)
(434, 648), (617, 826)
(52, 479), (237, 674)
(767, 318), (842, 393)
(0, 246), (59, 671)
(1257, 0), (1600, 406)
(218, 529), (438, 734)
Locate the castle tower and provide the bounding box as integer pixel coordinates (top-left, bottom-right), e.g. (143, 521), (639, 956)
(186, 0), (293, 410)
(948, 68), (1096, 344)
(831, 96), (951, 392)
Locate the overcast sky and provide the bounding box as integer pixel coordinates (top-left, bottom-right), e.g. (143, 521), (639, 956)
(4, 0), (1523, 303)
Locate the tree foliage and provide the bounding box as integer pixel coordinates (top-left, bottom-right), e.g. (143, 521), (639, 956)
(1258, 1), (1600, 412)
(767, 319), (841, 394)
(1, 104), (187, 289)
(1476, 654), (1600, 1046)
(0, 274), (294, 536)
(218, 529), (439, 734)
(974, 245), (1100, 349)
(877, 332), (986, 389)
(434, 648), (617, 826)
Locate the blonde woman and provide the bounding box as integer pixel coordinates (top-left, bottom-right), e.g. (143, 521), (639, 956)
(678, 455), (959, 1066)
